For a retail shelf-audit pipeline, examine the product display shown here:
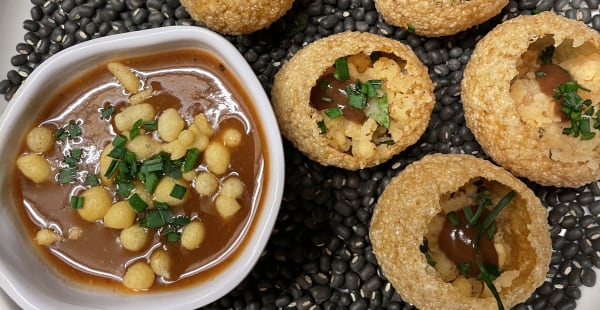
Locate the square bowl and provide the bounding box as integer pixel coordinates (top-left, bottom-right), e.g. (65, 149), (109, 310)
(0, 26), (285, 310)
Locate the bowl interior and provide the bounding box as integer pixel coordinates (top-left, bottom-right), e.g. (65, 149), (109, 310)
(0, 26), (284, 310)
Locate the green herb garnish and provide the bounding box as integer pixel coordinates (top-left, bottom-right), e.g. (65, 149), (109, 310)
(446, 211), (460, 227)
(553, 81), (596, 140)
(70, 195), (84, 209)
(457, 263), (472, 276)
(128, 193), (149, 213)
(325, 106), (343, 119)
(58, 167), (77, 184)
(63, 148), (83, 167)
(317, 120), (327, 134)
(100, 104), (114, 120)
(84, 174), (101, 186)
(183, 148), (200, 172)
(334, 57), (350, 81)
(419, 238), (436, 267)
(170, 184), (187, 200)
(407, 23), (416, 34)
(365, 95), (390, 129)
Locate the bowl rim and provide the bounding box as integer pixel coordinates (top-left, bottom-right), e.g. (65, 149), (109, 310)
(0, 25), (285, 310)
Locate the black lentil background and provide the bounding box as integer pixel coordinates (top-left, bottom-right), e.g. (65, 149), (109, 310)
(2, 0), (600, 309)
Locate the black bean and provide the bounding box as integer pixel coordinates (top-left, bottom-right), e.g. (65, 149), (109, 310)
(344, 271), (361, 290)
(581, 268), (596, 286)
(560, 215), (577, 228)
(564, 227), (583, 241)
(0, 80), (10, 94)
(565, 286), (581, 300)
(10, 54), (28, 67)
(349, 298), (368, 310)
(6, 70), (22, 85)
(561, 242), (579, 260)
(42, 1), (59, 16)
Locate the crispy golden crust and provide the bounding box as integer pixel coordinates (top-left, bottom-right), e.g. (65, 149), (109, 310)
(374, 0), (508, 37)
(462, 12), (600, 187)
(180, 0), (294, 35)
(370, 154), (551, 310)
(271, 31), (434, 170)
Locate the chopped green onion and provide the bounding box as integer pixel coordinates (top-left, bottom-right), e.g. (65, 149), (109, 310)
(457, 263), (472, 276)
(183, 148), (200, 172)
(116, 182), (134, 197)
(58, 167), (77, 184)
(170, 184), (187, 200)
(68, 123), (81, 138)
(128, 193), (148, 213)
(63, 148), (83, 167)
(446, 211), (460, 227)
(321, 97), (333, 103)
(129, 119), (143, 140)
(324, 106), (342, 119)
(144, 173), (159, 194)
(70, 195), (84, 209)
(85, 174), (101, 186)
(140, 158), (163, 173)
(419, 238), (436, 267)
(317, 120), (327, 134)
(100, 104), (114, 120)
(346, 86), (367, 109)
(333, 57), (349, 81)
(107, 146), (126, 159)
(407, 23), (416, 34)
(143, 120), (158, 131)
(366, 95), (390, 129)
(112, 134), (128, 148)
(54, 127), (69, 142)
(104, 159), (119, 178)
(318, 79), (330, 92)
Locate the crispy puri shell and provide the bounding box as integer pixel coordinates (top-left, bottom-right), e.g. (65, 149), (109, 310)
(462, 12), (600, 187)
(374, 0), (508, 37)
(180, 0), (294, 35)
(271, 31), (434, 170)
(369, 154), (551, 310)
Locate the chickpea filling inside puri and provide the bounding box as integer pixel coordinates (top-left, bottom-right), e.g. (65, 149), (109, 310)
(510, 35), (600, 167)
(14, 49), (265, 291)
(424, 178), (523, 306)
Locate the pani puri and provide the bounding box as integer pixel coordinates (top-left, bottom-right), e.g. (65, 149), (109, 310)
(374, 0), (508, 37)
(180, 0), (295, 35)
(462, 12), (600, 187)
(271, 31), (434, 170)
(370, 154), (551, 310)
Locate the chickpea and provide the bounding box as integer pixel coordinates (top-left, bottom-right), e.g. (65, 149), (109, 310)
(34, 228), (61, 246)
(104, 201), (136, 229)
(204, 141), (230, 175)
(120, 225), (148, 252)
(222, 127), (242, 148)
(114, 103), (155, 132)
(154, 177), (189, 206)
(107, 62), (140, 94)
(193, 113), (214, 137)
(214, 195), (241, 218)
(178, 129), (195, 147)
(127, 134), (161, 161)
(181, 220), (206, 250)
(99, 143), (114, 186)
(161, 140), (187, 160)
(26, 126), (55, 153)
(194, 171), (218, 197)
(158, 108), (185, 142)
(150, 249), (172, 279)
(16, 153), (51, 183)
(129, 87), (153, 105)
(78, 186), (113, 222)
(123, 261), (155, 290)
(220, 176), (244, 198)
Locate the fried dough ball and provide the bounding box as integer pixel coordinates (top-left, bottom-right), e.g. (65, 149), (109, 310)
(180, 0), (295, 35)
(369, 154), (551, 310)
(462, 12), (600, 187)
(271, 31), (434, 170)
(374, 0), (508, 37)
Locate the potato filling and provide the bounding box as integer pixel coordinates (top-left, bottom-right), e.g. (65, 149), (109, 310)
(423, 179), (519, 301)
(310, 52), (416, 160)
(510, 35), (600, 168)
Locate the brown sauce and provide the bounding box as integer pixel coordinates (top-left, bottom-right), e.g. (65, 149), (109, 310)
(536, 63), (573, 121)
(12, 49), (268, 292)
(437, 206), (498, 277)
(310, 72), (367, 123)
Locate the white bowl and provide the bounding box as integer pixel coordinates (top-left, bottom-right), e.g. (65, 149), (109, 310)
(0, 26), (285, 310)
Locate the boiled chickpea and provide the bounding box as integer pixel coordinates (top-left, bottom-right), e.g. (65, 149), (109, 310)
(181, 220), (206, 250)
(123, 261), (155, 290)
(129, 87), (153, 105)
(126, 134), (161, 160)
(193, 113), (214, 137)
(114, 103), (155, 132)
(177, 129), (195, 147)
(215, 195), (241, 218)
(154, 177), (189, 206)
(161, 140), (187, 160)
(120, 224), (148, 251)
(194, 171), (218, 197)
(204, 141), (230, 175)
(190, 131), (209, 152)
(34, 228), (61, 246)
(16, 154), (51, 183)
(158, 108), (185, 142)
(221, 176), (244, 198)
(182, 170), (196, 182)
(68, 227), (83, 240)
(222, 127), (242, 148)
(107, 62), (140, 94)
(104, 201), (136, 229)
(78, 186), (112, 222)
(150, 249), (172, 279)
(26, 126), (55, 153)
(133, 182), (152, 205)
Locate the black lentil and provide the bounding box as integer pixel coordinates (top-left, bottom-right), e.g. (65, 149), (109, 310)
(1, 1), (599, 309)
